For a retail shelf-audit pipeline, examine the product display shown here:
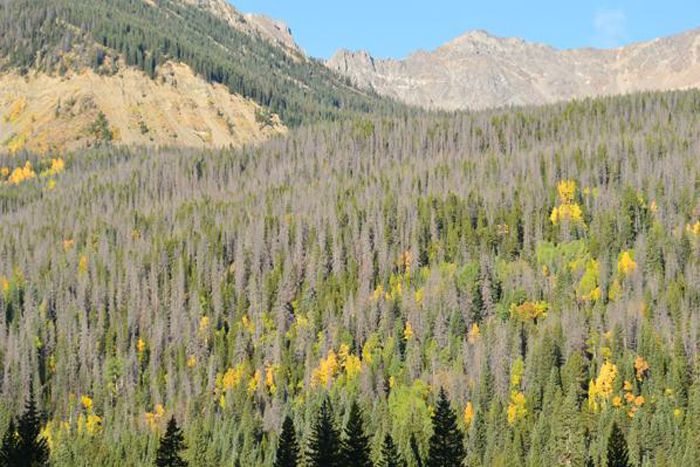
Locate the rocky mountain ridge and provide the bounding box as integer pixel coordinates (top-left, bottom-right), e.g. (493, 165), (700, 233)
(328, 28), (700, 110)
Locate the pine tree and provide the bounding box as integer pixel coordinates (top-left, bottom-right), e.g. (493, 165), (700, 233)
(341, 401), (372, 467)
(551, 388), (585, 466)
(16, 391), (49, 467)
(427, 388), (466, 467)
(379, 433), (406, 467)
(409, 433), (424, 467)
(606, 422), (630, 467)
(306, 398), (342, 467)
(156, 416), (187, 467)
(274, 415), (299, 467)
(0, 419), (20, 467)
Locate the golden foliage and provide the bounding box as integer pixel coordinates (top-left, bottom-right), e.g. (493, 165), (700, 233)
(136, 337), (147, 356)
(398, 249), (413, 271)
(362, 338), (377, 365)
(81, 395), (93, 412)
(510, 301), (548, 321)
(41, 158), (65, 177)
(686, 221), (700, 236)
(221, 364), (246, 390)
(311, 350), (339, 388)
(550, 203), (584, 225)
(467, 323), (480, 344)
(404, 321), (414, 341)
(248, 369), (261, 395)
(199, 315), (210, 333)
(77, 413), (103, 436)
(187, 355), (197, 368)
(8, 161), (36, 185)
(551, 180), (584, 226)
(241, 315), (254, 334)
(265, 364), (277, 394)
(338, 344), (362, 378)
(510, 357), (524, 388)
(617, 250), (637, 276)
(634, 356), (649, 381)
(464, 401), (474, 427)
(588, 361), (618, 412)
(144, 404), (165, 432)
(557, 180), (577, 204)
(507, 391), (527, 425)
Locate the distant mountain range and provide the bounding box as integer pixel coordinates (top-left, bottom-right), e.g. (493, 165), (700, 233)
(327, 28), (700, 110)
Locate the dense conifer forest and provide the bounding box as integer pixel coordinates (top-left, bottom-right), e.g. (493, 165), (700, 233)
(1, 87), (700, 465)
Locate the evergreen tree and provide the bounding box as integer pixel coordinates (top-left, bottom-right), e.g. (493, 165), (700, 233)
(409, 433), (424, 467)
(274, 415), (299, 467)
(606, 422), (630, 467)
(550, 388), (585, 466)
(341, 401), (372, 467)
(379, 433), (405, 467)
(156, 417), (187, 467)
(0, 420), (20, 467)
(16, 391), (49, 467)
(306, 398), (342, 467)
(427, 388), (466, 467)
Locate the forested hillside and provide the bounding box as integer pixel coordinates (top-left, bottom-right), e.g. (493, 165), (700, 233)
(1, 88), (700, 465)
(0, 0), (392, 127)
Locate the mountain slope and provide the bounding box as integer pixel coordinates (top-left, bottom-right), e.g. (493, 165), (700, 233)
(2, 88), (700, 465)
(0, 62), (282, 154)
(328, 28), (700, 110)
(0, 0), (392, 153)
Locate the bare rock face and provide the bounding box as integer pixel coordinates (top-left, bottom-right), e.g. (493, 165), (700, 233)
(177, 0), (300, 52)
(327, 28), (700, 110)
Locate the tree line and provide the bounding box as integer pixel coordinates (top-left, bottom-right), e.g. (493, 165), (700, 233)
(2, 386), (633, 466)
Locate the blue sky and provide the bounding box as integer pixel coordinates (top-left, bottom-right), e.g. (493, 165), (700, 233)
(232, 1), (700, 59)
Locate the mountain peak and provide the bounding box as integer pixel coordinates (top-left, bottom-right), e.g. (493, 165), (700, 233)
(177, 0), (300, 51)
(328, 27), (700, 111)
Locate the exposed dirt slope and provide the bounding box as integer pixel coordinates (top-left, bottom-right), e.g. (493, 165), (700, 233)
(0, 62), (284, 155)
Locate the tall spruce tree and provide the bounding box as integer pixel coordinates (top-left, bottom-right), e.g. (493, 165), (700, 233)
(155, 417), (187, 467)
(306, 398), (342, 467)
(341, 401), (372, 467)
(606, 422), (630, 467)
(16, 391), (49, 467)
(274, 415), (299, 467)
(409, 433), (424, 467)
(379, 433), (405, 467)
(427, 388), (466, 467)
(551, 388), (586, 466)
(0, 420), (20, 467)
